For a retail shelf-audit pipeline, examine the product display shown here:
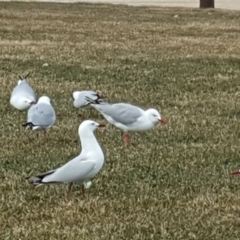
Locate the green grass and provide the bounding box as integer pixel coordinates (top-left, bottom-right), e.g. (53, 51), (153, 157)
(1, 2), (240, 239)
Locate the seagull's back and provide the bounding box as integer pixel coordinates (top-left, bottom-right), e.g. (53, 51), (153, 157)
(27, 102), (56, 128)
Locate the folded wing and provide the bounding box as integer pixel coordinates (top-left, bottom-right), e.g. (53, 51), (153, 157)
(29, 157), (96, 184)
(94, 103), (143, 125)
(28, 103), (56, 127)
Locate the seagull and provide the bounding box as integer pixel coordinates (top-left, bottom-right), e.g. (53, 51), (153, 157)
(22, 96), (56, 137)
(10, 73), (37, 111)
(86, 98), (166, 147)
(72, 90), (105, 115)
(27, 120), (106, 202)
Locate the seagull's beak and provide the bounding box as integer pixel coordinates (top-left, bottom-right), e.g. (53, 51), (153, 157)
(25, 100), (36, 105)
(159, 118), (167, 125)
(98, 124), (106, 128)
(232, 169), (240, 175)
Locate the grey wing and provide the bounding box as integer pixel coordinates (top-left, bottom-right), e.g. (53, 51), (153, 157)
(95, 103), (143, 125)
(28, 103), (56, 126)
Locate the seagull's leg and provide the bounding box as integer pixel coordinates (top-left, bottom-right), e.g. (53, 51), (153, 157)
(82, 184), (85, 198)
(123, 132), (130, 147)
(66, 183), (73, 202)
(77, 112), (83, 118)
(44, 129), (47, 138)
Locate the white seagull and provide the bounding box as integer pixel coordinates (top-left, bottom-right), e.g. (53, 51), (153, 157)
(28, 120), (106, 201)
(22, 96), (56, 137)
(72, 90), (105, 109)
(86, 98), (166, 147)
(10, 73), (37, 111)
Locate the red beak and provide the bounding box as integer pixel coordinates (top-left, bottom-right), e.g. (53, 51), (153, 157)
(98, 124), (106, 128)
(231, 169), (240, 175)
(159, 118), (166, 125)
(30, 101), (36, 105)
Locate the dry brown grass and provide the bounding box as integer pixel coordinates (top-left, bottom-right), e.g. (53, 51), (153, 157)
(1, 2), (240, 239)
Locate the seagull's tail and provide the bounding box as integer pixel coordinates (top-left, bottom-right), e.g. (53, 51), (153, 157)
(28, 176), (43, 185)
(85, 94), (106, 105)
(22, 122), (35, 130)
(95, 93), (106, 101)
(19, 72), (30, 81)
(26, 170), (56, 185)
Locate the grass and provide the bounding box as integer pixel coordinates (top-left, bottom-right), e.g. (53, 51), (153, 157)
(0, 2), (240, 239)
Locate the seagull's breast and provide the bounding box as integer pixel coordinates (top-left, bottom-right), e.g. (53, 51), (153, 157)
(85, 153), (104, 180)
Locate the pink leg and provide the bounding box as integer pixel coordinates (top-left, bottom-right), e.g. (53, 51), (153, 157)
(82, 185), (85, 198)
(66, 183), (73, 202)
(44, 129), (47, 138)
(123, 132), (130, 147)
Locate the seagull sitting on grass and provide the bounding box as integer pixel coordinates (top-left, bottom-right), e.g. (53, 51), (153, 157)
(22, 96), (56, 138)
(10, 73), (37, 111)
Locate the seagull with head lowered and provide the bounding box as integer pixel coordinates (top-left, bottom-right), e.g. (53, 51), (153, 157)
(86, 98), (166, 147)
(27, 120), (106, 202)
(10, 73), (37, 111)
(72, 90), (105, 110)
(22, 95), (56, 137)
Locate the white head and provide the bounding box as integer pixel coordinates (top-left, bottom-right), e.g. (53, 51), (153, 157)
(145, 108), (167, 125)
(38, 96), (51, 104)
(78, 120), (105, 137)
(72, 91), (81, 100)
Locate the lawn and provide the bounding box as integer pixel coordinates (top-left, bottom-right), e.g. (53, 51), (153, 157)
(1, 2), (240, 239)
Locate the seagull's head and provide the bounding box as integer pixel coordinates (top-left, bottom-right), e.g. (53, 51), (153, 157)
(146, 108), (166, 125)
(72, 91), (81, 100)
(79, 120), (106, 135)
(38, 96), (51, 105)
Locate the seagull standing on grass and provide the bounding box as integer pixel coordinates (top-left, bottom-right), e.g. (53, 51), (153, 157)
(27, 120), (106, 202)
(86, 98), (166, 147)
(10, 73), (37, 111)
(22, 96), (56, 137)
